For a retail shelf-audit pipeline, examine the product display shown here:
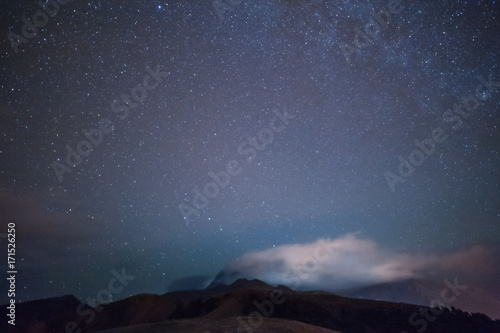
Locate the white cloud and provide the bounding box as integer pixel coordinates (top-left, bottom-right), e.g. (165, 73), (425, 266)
(221, 234), (492, 291)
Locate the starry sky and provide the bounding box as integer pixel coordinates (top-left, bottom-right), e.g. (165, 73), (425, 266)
(0, 0), (499, 305)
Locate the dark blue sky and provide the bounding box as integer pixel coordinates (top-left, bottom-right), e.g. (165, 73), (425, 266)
(0, 0), (499, 304)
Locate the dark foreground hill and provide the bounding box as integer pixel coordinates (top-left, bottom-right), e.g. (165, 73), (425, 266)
(2, 278), (499, 333)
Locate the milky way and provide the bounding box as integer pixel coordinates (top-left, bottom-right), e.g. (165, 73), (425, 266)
(0, 0), (499, 305)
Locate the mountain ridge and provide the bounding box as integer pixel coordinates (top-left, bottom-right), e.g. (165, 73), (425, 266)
(2, 278), (499, 333)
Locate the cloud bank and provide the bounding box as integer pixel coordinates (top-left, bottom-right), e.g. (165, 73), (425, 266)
(219, 234), (496, 291)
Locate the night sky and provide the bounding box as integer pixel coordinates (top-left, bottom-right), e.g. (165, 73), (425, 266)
(0, 0), (499, 306)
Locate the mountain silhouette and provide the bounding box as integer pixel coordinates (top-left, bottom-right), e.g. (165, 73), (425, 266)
(2, 278), (499, 333)
(340, 277), (500, 320)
